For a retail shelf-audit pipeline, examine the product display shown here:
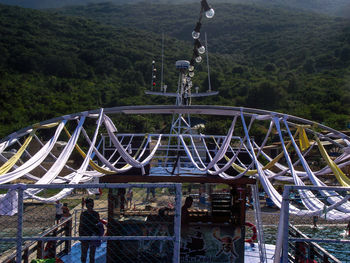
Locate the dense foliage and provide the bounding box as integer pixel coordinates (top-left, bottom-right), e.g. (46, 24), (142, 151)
(0, 2), (350, 138)
(1, 0), (349, 17)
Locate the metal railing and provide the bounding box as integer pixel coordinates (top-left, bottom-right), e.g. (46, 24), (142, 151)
(278, 185), (349, 263)
(0, 183), (182, 263)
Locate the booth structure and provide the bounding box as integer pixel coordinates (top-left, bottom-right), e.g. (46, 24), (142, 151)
(100, 174), (256, 263)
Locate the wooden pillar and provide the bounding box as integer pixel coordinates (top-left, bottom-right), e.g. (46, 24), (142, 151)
(37, 241), (43, 259)
(64, 220), (72, 255)
(323, 254), (330, 263)
(23, 248), (29, 263)
(237, 185), (247, 226)
(107, 188), (114, 263)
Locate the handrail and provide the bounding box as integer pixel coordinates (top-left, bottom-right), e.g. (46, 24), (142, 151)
(3, 217), (72, 263)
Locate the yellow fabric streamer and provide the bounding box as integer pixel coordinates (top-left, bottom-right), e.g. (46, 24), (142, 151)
(297, 125), (310, 151)
(213, 128), (300, 176)
(64, 127), (116, 174)
(0, 122), (59, 176)
(64, 127), (148, 175)
(315, 136), (350, 187)
(0, 130), (35, 175)
(32, 122), (59, 129)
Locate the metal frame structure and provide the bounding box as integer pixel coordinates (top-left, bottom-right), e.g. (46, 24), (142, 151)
(3, 105), (349, 145)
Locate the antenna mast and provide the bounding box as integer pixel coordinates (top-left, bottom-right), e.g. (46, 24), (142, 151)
(161, 32), (164, 91)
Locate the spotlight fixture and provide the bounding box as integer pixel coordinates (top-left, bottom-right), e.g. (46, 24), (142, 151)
(192, 22), (201, 39)
(194, 39), (205, 54)
(195, 56), (202, 63)
(189, 58), (195, 71)
(201, 0), (215, 19)
(189, 71), (195, 77)
(193, 48), (202, 63)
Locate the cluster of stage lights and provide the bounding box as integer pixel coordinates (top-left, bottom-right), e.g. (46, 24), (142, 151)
(189, 0), (214, 78)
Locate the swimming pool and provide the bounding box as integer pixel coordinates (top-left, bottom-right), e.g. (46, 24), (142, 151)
(61, 241), (106, 263)
(262, 224), (350, 263)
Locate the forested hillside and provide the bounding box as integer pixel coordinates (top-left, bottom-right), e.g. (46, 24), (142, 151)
(0, 4), (192, 136)
(0, 0), (349, 17)
(58, 2), (350, 69)
(0, 2), (350, 138)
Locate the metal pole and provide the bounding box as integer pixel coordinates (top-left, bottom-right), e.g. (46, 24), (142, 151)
(74, 210), (77, 236)
(251, 183), (267, 263)
(173, 184), (182, 263)
(161, 32), (164, 90)
(205, 32), (211, 92)
(282, 186), (291, 262)
(16, 186), (24, 263)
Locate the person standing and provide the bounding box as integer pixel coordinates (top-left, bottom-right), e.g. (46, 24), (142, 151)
(126, 188), (133, 209)
(61, 203), (72, 229)
(146, 187), (156, 201)
(181, 196), (193, 225)
(313, 216), (318, 228)
(61, 203), (71, 221)
(55, 200), (63, 224)
(79, 198), (100, 263)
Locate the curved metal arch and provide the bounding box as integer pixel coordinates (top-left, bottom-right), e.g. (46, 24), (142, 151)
(2, 105), (349, 143)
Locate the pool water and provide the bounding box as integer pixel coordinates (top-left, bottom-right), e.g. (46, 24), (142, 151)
(262, 225), (350, 263)
(61, 241), (106, 263)
(298, 225), (350, 263)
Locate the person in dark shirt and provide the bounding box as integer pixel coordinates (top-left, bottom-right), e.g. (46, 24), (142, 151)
(79, 198), (100, 263)
(181, 196), (193, 225)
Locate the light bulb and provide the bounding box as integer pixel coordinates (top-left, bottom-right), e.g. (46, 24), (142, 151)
(189, 65), (194, 71)
(192, 22), (201, 39)
(192, 31), (200, 39)
(194, 39), (205, 54)
(189, 71), (194, 77)
(201, 0), (215, 18)
(205, 8), (215, 19)
(198, 46), (205, 54)
(195, 56), (202, 63)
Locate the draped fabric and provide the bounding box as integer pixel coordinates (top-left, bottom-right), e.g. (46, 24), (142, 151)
(179, 116), (237, 173)
(25, 110), (104, 202)
(103, 115), (162, 174)
(0, 121), (66, 184)
(0, 122), (67, 214)
(316, 135), (350, 187)
(297, 125), (311, 151)
(0, 106), (350, 220)
(239, 111), (350, 220)
(0, 131), (34, 175)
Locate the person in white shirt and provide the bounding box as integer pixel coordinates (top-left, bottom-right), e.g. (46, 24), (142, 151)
(55, 200), (63, 224)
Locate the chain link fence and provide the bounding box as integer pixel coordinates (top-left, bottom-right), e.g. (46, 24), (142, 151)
(0, 183), (182, 263)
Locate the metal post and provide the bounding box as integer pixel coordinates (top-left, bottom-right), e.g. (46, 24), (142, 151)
(102, 135), (105, 159)
(173, 184), (182, 263)
(282, 186), (291, 262)
(251, 183), (267, 263)
(205, 32), (211, 92)
(161, 32), (164, 90)
(74, 210), (77, 236)
(16, 186), (24, 263)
